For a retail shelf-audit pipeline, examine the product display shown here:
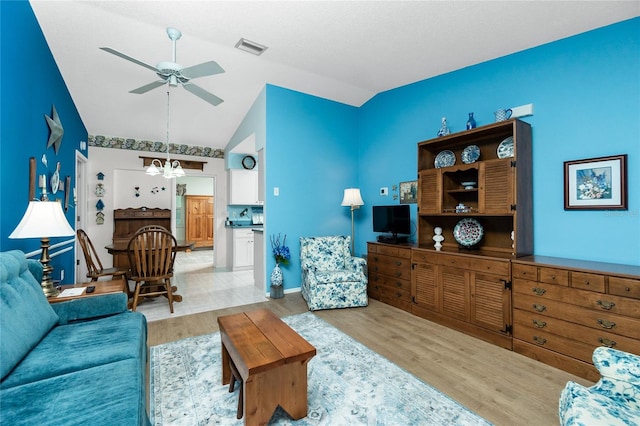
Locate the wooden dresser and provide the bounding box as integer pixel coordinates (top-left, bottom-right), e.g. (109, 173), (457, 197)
(512, 256), (640, 381)
(367, 242), (413, 312)
(112, 208), (171, 268)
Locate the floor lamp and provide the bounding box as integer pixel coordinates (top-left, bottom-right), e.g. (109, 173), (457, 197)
(9, 200), (75, 297)
(341, 188), (364, 255)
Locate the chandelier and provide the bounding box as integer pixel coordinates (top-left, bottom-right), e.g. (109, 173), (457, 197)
(145, 91), (185, 179)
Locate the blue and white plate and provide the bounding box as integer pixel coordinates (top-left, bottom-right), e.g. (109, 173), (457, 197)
(461, 145), (480, 164)
(453, 218), (484, 247)
(434, 150), (456, 168)
(497, 136), (514, 159)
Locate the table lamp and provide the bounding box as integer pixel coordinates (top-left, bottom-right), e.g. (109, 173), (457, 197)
(341, 188), (364, 255)
(9, 200), (75, 297)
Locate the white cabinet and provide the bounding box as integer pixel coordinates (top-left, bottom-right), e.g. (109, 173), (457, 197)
(229, 169), (259, 205)
(232, 228), (254, 270)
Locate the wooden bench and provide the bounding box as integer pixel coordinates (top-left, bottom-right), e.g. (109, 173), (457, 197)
(217, 309), (316, 425)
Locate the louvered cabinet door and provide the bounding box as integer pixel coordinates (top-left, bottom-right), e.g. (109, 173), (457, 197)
(412, 261), (439, 312)
(439, 266), (468, 321)
(480, 159), (514, 214)
(470, 271), (511, 335)
(418, 169), (440, 214)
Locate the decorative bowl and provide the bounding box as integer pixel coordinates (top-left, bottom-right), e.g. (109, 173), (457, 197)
(461, 181), (477, 189)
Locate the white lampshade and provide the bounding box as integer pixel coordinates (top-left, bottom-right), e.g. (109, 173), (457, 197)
(9, 201), (75, 239)
(341, 188), (364, 207)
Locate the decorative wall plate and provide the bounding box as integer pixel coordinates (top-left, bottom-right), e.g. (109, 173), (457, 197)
(461, 145), (480, 164)
(453, 218), (484, 247)
(434, 150), (456, 168)
(497, 136), (514, 159)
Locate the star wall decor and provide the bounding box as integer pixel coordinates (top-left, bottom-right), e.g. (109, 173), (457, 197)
(45, 105), (64, 154)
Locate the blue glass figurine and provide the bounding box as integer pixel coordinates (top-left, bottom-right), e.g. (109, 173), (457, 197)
(466, 113), (476, 130)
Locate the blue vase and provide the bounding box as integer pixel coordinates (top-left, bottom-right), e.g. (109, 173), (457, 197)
(466, 113), (476, 130)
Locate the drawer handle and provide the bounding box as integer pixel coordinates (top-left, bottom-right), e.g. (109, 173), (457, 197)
(596, 300), (616, 310)
(395, 281), (402, 288)
(395, 261), (402, 266)
(396, 292), (402, 298)
(532, 287), (546, 296)
(624, 287), (631, 292)
(532, 303), (547, 313)
(597, 319), (616, 329)
(550, 275), (556, 280)
(396, 271), (402, 277)
(533, 336), (547, 345)
(532, 319), (547, 328)
(598, 337), (617, 348)
(374, 266), (379, 272)
(584, 280), (590, 286)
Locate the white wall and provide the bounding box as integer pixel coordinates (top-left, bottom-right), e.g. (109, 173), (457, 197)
(86, 147), (228, 268)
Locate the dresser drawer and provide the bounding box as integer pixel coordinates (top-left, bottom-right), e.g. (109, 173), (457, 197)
(438, 254), (470, 269)
(369, 253), (411, 269)
(609, 276), (640, 300)
(513, 278), (640, 318)
(514, 309), (640, 363)
(514, 293), (640, 340)
(512, 263), (537, 280)
(369, 262), (411, 280)
(375, 245), (411, 258)
(539, 267), (569, 286)
(571, 272), (605, 293)
(412, 249), (438, 264)
(369, 273), (411, 293)
(469, 258), (509, 276)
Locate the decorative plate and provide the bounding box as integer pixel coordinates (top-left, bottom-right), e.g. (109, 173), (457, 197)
(497, 136), (514, 159)
(461, 145), (480, 164)
(453, 218), (484, 247)
(434, 150), (456, 168)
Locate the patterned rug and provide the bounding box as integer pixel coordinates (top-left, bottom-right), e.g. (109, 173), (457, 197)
(150, 312), (492, 425)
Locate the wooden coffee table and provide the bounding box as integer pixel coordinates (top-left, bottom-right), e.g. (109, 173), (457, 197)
(217, 309), (316, 425)
(49, 279), (127, 303)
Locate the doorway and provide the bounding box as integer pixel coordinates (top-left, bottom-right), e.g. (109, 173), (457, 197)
(175, 176), (215, 247)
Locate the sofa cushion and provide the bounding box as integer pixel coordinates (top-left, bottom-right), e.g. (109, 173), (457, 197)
(0, 359), (149, 426)
(0, 251), (58, 380)
(314, 269), (364, 284)
(1, 311), (147, 389)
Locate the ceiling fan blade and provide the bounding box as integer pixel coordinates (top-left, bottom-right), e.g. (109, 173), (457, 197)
(181, 61), (225, 79)
(183, 83), (224, 106)
(100, 47), (158, 73)
(130, 80), (167, 94)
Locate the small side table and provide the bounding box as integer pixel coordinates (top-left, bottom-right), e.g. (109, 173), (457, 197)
(48, 279), (126, 304)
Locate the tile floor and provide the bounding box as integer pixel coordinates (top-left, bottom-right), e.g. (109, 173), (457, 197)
(133, 249), (268, 322)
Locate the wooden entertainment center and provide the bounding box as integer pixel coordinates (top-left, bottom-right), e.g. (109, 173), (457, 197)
(367, 119), (640, 381)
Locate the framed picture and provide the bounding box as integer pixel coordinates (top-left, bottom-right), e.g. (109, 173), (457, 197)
(399, 180), (417, 204)
(564, 154), (627, 210)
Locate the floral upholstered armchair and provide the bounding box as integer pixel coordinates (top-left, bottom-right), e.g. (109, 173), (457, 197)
(299, 236), (368, 311)
(559, 347), (640, 425)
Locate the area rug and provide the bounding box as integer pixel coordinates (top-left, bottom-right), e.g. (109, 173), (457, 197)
(150, 312), (492, 425)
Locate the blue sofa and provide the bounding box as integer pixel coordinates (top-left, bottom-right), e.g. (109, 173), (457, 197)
(0, 250), (150, 425)
(559, 347), (640, 425)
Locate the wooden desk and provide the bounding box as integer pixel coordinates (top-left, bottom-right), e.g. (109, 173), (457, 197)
(49, 279), (126, 303)
(217, 309), (316, 425)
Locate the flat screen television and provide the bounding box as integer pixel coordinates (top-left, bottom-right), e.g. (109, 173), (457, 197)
(372, 205), (411, 243)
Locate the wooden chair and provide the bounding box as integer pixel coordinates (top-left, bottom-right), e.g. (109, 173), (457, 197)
(127, 228), (178, 313)
(77, 229), (129, 294)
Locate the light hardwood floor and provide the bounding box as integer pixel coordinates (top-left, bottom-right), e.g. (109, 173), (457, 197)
(148, 294), (594, 426)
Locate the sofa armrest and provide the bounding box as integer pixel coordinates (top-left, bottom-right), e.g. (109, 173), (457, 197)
(345, 256), (366, 273)
(593, 347), (640, 383)
(52, 293), (128, 324)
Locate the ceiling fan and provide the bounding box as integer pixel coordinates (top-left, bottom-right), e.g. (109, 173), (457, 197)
(100, 27), (224, 106)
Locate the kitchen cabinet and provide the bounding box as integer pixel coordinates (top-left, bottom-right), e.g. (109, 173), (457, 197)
(229, 169), (259, 205)
(232, 228), (254, 270)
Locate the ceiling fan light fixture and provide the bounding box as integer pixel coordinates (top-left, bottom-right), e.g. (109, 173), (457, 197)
(235, 38), (268, 56)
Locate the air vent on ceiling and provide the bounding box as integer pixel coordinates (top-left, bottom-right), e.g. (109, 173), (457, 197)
(235, 38), (268, 56)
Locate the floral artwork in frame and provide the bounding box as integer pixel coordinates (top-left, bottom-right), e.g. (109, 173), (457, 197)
(564, 154), (627, 210)
(399, 180), (418, 204)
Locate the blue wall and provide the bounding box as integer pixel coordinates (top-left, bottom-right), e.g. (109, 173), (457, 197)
(358, 17), (639, 266)
(265, 85), (359, 286)
(0, 1), (87, 283)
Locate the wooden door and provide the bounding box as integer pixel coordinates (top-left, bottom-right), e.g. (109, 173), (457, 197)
(412, 261), (439, 312)
(186, 196), (214, 248)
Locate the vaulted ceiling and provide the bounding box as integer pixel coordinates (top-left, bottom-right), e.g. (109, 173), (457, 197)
(30, 1), (638, 152)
